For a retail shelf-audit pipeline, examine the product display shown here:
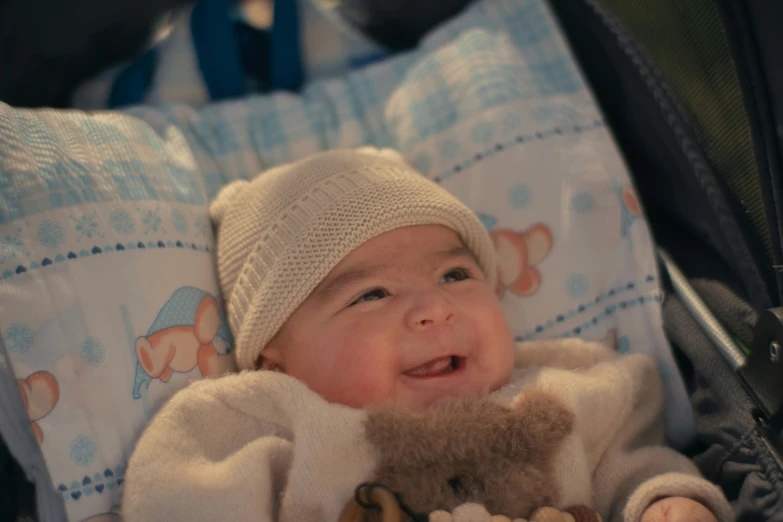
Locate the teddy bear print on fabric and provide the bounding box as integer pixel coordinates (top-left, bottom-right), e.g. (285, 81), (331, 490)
(132, 287), (236, 399)
(17, 370), (60, 443)
(490, 224), (553, 299)
(618, 185), (643, 238)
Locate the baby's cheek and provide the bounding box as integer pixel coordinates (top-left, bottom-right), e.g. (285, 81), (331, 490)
(477, 305), (516, 378)
(324, 371), (395, 409)
(325, 342), (398, 408)
(474, 299), (512, 342)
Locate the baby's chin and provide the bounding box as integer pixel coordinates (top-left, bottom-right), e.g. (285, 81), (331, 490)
(328, 366), (514, 411)
(387, 359), (514, 410)
(395, 380), (511, 411)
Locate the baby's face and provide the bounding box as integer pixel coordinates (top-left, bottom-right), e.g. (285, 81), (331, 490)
(263, 225), (515, 410)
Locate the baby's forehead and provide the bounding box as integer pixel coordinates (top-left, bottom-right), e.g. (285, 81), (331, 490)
(312, 229), (479, 299)
(354, 227), (475, 263)
(371, 243), (477, 267)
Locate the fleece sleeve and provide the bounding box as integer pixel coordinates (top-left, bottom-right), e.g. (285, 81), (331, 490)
(589, 354), (733, 522)
(122, 371), (375, 522)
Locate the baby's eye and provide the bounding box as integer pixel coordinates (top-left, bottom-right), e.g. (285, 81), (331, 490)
(440, 268), (471, 283)
(350, 288), (389, 306)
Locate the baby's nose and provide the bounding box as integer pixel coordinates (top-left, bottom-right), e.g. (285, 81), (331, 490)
(405, 290), (456, 329)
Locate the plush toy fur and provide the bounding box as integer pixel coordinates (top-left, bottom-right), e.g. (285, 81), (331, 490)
(364, 389), (575, 519)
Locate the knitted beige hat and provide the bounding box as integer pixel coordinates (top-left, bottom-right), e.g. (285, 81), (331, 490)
(210, 148), (497, 371)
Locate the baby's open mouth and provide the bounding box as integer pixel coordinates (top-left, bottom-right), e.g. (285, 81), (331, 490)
(404, 356), (463, 377)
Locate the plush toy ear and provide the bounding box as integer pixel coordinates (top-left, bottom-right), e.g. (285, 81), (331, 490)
(528, 506), (573, 522)
(450, 502), (492, 521)
(428, 504), (598, 522)
(209, 179), (251, 227)
(355, 146), (411, 168)
(565, 505), (603, 522)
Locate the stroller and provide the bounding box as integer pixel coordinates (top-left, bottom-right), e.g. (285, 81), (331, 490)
(547, 1), (783, 520)
(0, 0), (782, 520)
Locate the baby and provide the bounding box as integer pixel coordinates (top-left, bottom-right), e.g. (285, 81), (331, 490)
(122, 149), (732, 522)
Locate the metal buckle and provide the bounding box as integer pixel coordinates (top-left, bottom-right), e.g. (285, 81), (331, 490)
(740, 308), (783, 435)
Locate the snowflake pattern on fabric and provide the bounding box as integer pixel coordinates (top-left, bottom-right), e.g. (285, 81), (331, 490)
(69, 435), (97, 467)
(71, 211), (103, 242)
(110, 209), (136, 236)
(139, 208), (166, 235)
(37, 220), (65, 248)
(0, 228), (29, 264)
(171, 210), (189, 235)
(194, 214), (210, 237)
(80, 337), (105, 367)
(4, 323), (34, 353)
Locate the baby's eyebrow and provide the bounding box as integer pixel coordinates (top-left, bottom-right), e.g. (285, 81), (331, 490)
(439, 245), (478, 264)
(314, 244), (477, 302)
(314, 265), (382, 302)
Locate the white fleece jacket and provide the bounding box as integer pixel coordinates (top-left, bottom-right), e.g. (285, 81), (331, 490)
(122, 338), (733, 522)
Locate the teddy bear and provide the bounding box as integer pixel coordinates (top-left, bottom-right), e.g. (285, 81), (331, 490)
(17, 370), (59, 444)
(429, 504), (600, 522)
(490, 224), (553, 299)
(340, 491), (600, 522)
(133, 287), (236, 399)
(351, 389), (601, 522)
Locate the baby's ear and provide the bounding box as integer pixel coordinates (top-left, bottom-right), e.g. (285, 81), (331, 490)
(209, 179), (251, 227)
(256, 355), (285, 373)
(600, 328), (618, 351)
(256, 343), (285, 372)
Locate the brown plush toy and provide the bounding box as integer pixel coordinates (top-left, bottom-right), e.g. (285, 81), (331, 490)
(428, 504), (601, 522)
(337, 485), (602, 522)
(342, 389), (604, 522)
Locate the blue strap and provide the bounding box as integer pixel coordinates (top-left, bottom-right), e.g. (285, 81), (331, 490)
(108, 47), (159, 109)
(111, 0), (303, 105)
(269, 0), (303, 92)
(191, 0), (247, 100)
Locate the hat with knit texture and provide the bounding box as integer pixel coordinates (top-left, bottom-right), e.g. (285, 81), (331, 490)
(210, 148), (497, 371)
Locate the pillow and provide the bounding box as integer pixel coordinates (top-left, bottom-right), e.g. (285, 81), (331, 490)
(0, 106), (237, 522)
(0, 1), (693, 521)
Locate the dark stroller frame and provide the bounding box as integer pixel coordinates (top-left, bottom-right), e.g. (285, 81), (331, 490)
(548, 0), (783, 520)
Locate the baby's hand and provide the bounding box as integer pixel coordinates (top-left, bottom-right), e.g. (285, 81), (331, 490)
(641, 497), (717, 522)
